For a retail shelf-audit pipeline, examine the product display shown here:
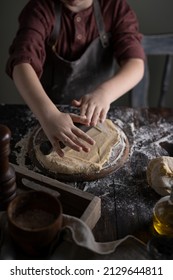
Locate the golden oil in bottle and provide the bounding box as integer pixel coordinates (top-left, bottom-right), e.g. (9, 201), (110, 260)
(153, 187), (173, 237)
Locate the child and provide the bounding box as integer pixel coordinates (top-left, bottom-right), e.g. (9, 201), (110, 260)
(6, 0), (145, 157)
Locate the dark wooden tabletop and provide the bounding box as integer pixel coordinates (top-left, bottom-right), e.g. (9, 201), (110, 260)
(1, 104), (173, 246)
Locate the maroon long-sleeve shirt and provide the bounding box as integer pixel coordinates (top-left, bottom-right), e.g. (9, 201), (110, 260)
(6, 0), (145, 79)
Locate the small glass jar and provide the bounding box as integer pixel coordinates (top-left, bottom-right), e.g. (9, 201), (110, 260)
(153, 186), (173, 237)
(147, 187), (173, 259)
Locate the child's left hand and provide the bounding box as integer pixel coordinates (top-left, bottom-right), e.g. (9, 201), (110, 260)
(71, 87), (110, 126)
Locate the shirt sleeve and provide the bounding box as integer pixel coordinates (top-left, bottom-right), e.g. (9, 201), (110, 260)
(112, 0), (145, 63)
(6, 0), (55, 79)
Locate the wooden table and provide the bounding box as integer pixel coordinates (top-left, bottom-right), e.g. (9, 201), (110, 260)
(1, 104), (173, 245)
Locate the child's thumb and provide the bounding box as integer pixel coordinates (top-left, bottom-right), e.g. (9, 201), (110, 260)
(71, 99), (81, 107)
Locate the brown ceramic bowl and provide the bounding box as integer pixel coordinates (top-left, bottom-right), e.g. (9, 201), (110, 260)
(7, 191), (62, 257)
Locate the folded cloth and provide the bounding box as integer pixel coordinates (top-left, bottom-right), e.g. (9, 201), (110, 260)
(50, 215), (150, 260)
(0, 212), (150, 260)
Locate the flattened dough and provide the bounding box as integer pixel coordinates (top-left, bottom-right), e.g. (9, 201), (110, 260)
(35, 119), (120, 175)
(147, 156), (173, 196)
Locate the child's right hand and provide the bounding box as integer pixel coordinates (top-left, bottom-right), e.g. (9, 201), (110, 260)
(40, 110), (95, 157)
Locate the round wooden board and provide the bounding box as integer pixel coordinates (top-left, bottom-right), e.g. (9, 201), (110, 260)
(29, 123), (130, 182)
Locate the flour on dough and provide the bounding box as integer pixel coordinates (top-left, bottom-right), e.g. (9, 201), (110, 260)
(147, 156), (173, 196)
(35, 119), (120, 175)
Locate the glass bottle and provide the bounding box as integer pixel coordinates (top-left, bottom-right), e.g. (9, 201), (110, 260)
(153, 186), (173, 237)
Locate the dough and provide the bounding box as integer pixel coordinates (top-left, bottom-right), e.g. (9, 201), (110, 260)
(35, 119), (120, 175)
(147, 156), (173, 196)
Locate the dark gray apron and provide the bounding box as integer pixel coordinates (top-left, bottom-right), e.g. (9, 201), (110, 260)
(41, 0), (116, 104)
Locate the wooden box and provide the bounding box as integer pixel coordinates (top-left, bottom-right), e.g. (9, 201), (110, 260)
(12, 164), (101, 230)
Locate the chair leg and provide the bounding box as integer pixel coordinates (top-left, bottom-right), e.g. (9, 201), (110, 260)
(130, 62), (149, 107)
(158, 55), (172, 107)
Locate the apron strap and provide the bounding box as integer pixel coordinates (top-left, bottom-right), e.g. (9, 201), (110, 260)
(93, 0), (110, 48)
(48, 0), (109, 48)
(48, 0), (62, 47)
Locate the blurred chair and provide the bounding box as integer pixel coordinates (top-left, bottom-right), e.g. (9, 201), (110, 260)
(130, 34), (173, 107)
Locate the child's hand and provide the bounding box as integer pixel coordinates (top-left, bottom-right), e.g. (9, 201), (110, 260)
(71, 88), (110, 126)
(41, 111), (95, 157)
